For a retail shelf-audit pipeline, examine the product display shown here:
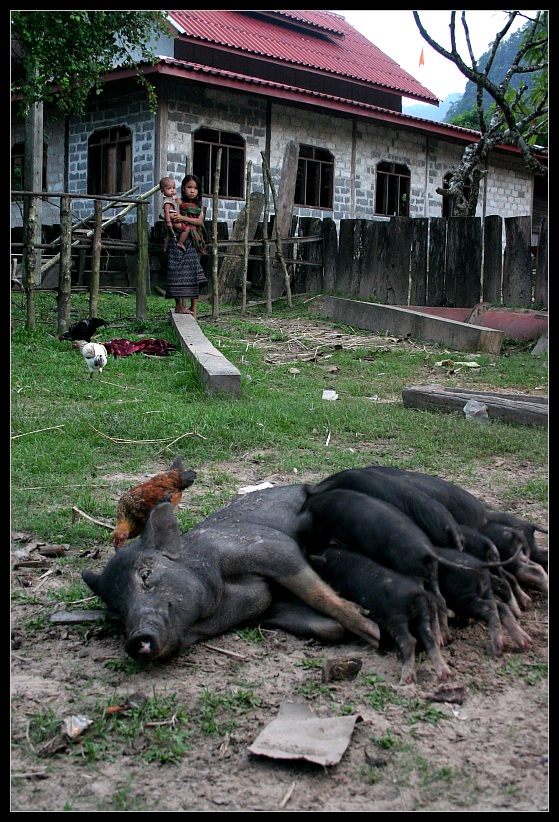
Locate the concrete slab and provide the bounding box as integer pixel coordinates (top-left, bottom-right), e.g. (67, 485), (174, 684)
(317, 297), (504, 354)
(170, 310), (241, 396)
(407, 305), (548, 341)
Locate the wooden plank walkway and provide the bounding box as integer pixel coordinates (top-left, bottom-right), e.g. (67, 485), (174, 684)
(170, 311), (241, 396)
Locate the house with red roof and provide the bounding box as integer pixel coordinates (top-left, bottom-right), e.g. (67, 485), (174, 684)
(11, 10), (544, 240)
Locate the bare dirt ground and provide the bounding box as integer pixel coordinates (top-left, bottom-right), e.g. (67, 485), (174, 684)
(11, 319), (548, 812)
(10, 469), (549, 813)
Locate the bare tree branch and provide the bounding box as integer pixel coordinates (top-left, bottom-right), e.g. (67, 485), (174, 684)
(413, 10), (547, 215)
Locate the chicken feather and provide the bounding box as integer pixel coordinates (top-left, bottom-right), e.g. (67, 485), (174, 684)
(73, 340), (108, 378)
(111, 456), (197, 550)
(60, 316), (107, 343)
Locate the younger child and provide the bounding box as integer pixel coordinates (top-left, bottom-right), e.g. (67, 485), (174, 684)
(159, 176), (190, 252)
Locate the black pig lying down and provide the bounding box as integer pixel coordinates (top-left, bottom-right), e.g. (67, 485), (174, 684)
(364, 464), (489, 529)
(82, 485), (381, 667)
(434, 547), (533, 657)
(304, 467), (465, 550)
(296, 487), (454, 647)
(479, 521), (549, 595)
(484, 511), (549, 571)
(309, 546), (451, 685)
(365, 464), (548, 571)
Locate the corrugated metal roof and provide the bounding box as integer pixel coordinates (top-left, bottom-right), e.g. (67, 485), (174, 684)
(167, 10), (439, 104)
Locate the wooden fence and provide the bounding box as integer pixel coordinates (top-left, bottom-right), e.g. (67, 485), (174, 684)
(262, 213), (547, 310)
(12, 189), (548, 334)
(189, 212), (547, 310)
(11, 187), (156, 332)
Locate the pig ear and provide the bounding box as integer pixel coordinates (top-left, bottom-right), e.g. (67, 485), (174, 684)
(144, 502), (182, 560)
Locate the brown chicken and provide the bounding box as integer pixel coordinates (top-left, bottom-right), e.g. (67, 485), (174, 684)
(111, 456), (197, 550)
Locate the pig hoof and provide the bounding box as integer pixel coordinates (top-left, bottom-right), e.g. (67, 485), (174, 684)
(437, 664), (452, 682)
(491, 635), (505, 657)
(517, 633), (533, 651)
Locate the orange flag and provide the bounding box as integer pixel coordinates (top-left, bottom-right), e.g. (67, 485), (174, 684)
(419, 47), (425, 68)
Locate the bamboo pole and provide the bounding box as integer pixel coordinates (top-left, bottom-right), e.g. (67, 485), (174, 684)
(262, 161), (272, 314)
(23, 194), (37, 329)
(44, 186), (140, 249)
(135, 201), (149, 320)
(211, 148), (222, 321)
(241, 160), (252, 316)
(89, 199), (103, 318)
(260, 152), (292, 308)
(57, 195), (73, 334)
(39, 183), (159, 276)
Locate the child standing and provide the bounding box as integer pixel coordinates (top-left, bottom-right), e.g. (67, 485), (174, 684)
(165, 174), (208, 317)
(159, 176), (190, 252)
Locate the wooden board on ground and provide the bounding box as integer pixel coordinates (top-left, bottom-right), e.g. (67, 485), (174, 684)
(401, 384), (547, 427)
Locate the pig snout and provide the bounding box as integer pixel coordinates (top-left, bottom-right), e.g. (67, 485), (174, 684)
(125, 630), (165, 666)
(123, 607), (181, 666)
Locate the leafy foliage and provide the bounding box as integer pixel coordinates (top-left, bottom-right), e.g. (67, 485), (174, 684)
(447, 105), (482, 131)
(11, 11), (169, 116)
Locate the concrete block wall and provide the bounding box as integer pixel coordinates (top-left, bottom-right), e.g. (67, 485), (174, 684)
(12, 83), (536, 239)
(67, 85), (156, 223)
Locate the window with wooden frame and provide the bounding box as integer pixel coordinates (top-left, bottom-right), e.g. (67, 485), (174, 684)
(375, 161), (410, 217)
(442, 171), (472, 218)
(192, 128), (245, 198)
(295, 145), (333, 209)
(87, 127), (132, 195)
(11, 141), (47, 192)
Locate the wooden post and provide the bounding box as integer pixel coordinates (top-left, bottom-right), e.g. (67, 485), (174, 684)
(534, 216), (548, 308)
(296, 217), (323, 294)
(502, 215), (532, 307)
(482, 214), (503, 304)
(135, 201), (148, 320)
(261, 152), (292, 307)
(322, 218), (338, 293)
(22, 194), (37, 330)
(268, 141), (297, 300)
(211, 148), (222, 320)
(241, 160), (252, 315)
(57, 195), (72, 334)
(25, 95), (43, 285)
(90, 200), (103, 318)
(446, 217), (483, 307)
(262, 165), (271, 314)
(427, 217), (447, 306)
(409, 218), (428, 305)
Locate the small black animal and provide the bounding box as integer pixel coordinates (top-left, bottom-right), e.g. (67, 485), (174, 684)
(309, 546), (451, 685)
(59, 317), (107, 343)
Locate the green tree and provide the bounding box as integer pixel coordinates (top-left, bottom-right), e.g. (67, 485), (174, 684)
(11, 10), (170, 116)
(414, 10), (547, 216)
(448, 105), (482, 130)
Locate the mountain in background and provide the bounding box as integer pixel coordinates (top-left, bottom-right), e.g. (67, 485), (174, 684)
(402, 92), (462, 123)
(444, 26), (538, 123)
(404, 22), (542, 126)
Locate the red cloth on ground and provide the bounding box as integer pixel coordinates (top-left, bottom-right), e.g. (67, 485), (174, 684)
(102, 338), (178, 357)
